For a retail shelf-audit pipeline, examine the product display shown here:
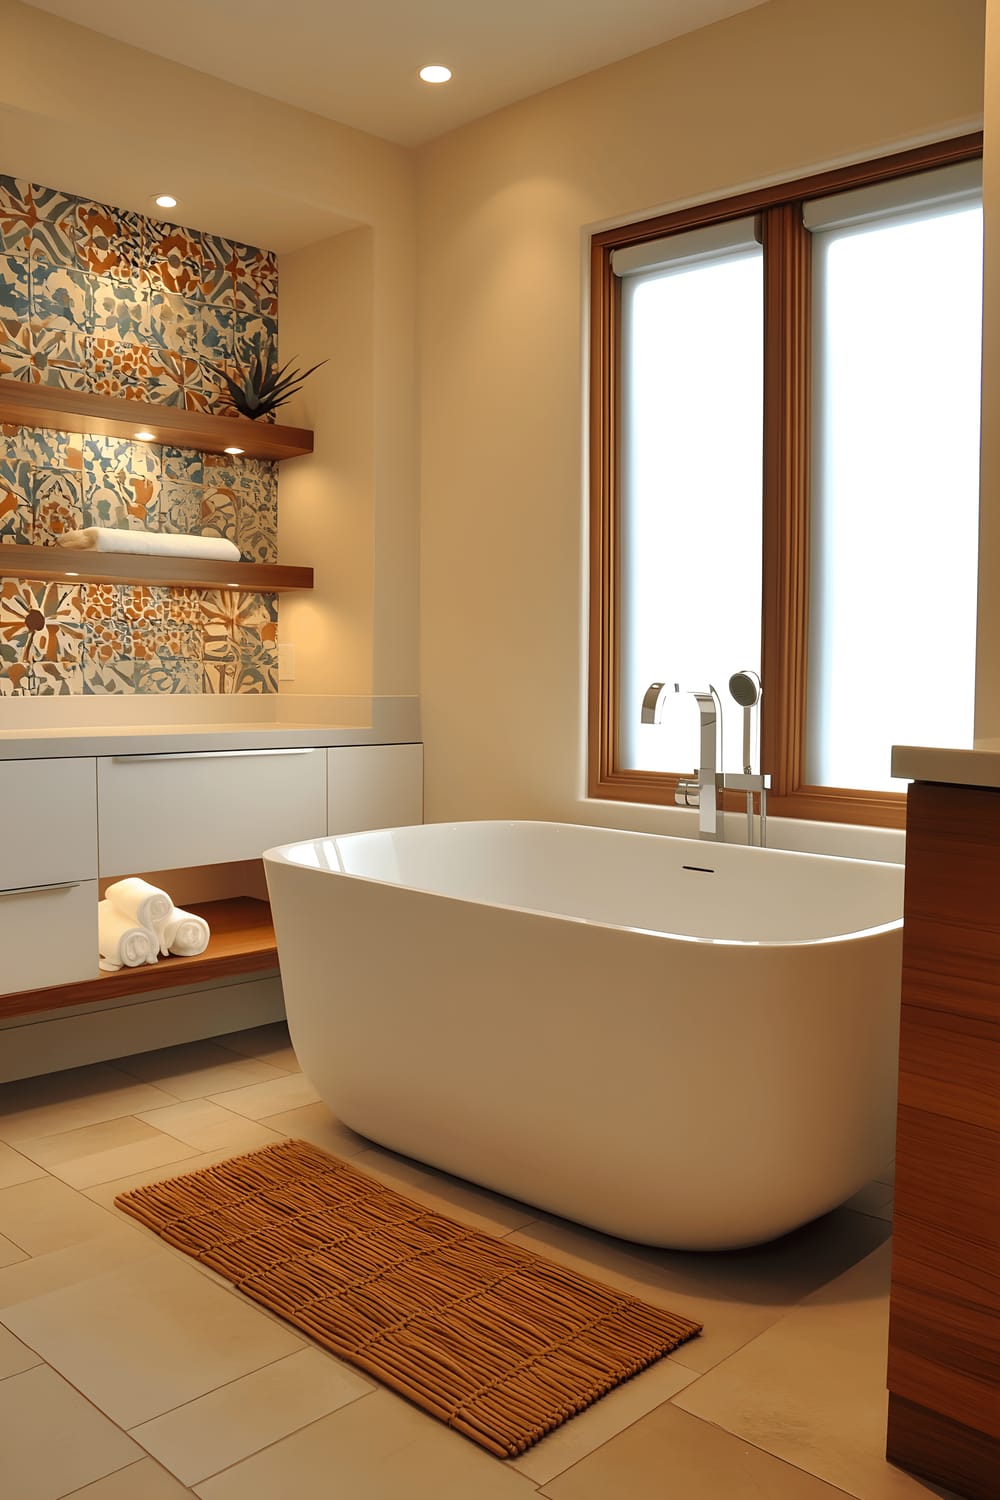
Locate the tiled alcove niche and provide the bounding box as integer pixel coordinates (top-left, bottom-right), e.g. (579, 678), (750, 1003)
(0, 175), (281, 695)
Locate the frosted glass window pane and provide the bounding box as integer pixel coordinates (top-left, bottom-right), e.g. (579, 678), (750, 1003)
(807, 204), (982, 791)
(619, 249), (764, 777)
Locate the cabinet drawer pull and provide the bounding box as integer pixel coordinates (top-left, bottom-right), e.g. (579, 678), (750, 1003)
(111, 749), (319, 763)
(0, 881), (82, 897)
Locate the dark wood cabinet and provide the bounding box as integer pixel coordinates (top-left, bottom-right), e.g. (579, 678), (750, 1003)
(886, 779), (1000, 1500)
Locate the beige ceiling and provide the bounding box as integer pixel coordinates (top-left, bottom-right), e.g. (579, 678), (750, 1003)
(19, 0), (769, 147)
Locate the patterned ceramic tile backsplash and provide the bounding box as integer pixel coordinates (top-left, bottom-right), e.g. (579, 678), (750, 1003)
(0, 173), (282, 696)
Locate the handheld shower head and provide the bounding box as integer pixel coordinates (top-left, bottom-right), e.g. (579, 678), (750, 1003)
(728, 670), (762, 774)
(728, 670), (762, 709)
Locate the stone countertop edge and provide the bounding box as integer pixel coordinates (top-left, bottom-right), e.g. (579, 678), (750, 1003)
(891, 742), (1000, 790)
(0, 724), (421, 758)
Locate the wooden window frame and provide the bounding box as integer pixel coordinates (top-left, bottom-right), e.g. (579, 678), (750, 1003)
(588, 133), (984, 830)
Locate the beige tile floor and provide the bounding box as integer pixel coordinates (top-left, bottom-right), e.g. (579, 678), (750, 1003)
(0, 1023), (959, 1500)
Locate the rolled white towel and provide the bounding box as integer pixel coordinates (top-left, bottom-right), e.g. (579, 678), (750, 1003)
(156, 908), (211, 957)
(56, 527), (241, 563)
(105, 878), (174, 952)
(98, 900), (158, 970)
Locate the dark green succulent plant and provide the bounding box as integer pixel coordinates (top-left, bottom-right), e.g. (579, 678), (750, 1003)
(207, 347), (327, 421)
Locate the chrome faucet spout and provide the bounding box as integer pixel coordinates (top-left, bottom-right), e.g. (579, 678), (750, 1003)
(674, 683), (722, 841)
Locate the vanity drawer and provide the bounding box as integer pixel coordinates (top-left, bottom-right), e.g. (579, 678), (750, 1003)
(98, 747), (328, 875)
(0, 758), (97, 890)
(0, 879), (98, 995)
(327, 744), (423, 833)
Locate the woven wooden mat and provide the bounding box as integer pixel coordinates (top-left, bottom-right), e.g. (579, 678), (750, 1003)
(114, 1138), (701, 1458)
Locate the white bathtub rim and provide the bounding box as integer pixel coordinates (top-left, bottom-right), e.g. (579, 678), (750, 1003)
(263, 819), (904, 948)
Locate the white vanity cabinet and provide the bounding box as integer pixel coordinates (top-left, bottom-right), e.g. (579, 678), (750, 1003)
(327, 744), (423, 834)
(97, 746), (328, 875)
(0, 757), (99, 994)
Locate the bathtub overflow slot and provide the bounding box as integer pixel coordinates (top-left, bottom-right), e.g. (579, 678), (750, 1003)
(682, 864), (715, 874)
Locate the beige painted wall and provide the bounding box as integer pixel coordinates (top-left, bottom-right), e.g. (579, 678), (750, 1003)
(977, 0), (1000, 736)
(417, 0), (986, 831)
(1, 0), (420, 704)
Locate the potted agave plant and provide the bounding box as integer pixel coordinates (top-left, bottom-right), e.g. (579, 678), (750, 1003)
(208, 344), (327, 421)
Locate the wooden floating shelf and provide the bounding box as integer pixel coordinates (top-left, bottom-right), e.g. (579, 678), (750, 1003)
(1, 544), (313, 593)
(0, 897), (278, 1021)
(0, 377), (314, 461)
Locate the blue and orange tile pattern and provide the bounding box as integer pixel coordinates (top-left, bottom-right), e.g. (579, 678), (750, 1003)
(0, 173), (282, 697)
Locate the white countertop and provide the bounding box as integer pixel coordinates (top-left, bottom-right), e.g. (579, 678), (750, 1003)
(891, 740), (1000, 789)
(0, 695), (421, 759)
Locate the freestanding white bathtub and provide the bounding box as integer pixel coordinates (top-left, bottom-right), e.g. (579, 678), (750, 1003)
(264, 821), (904, 1251)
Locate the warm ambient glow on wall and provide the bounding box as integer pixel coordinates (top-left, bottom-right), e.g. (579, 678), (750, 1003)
(419, 65), (452, 83)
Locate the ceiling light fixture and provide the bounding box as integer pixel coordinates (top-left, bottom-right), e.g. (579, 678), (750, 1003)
(154, 193), (177, 209)
(224, 446), (244, 456)
(134, 430), (156, 442)
(419, 65), (452, 84)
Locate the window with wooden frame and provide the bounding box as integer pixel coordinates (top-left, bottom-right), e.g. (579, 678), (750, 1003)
(589, 135), (983, 829)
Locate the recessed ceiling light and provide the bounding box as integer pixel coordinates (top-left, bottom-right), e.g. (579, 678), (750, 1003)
(133, 430), (157, 442)
(224, 446), (244, 456)
(419, 65), (452, 84)
(154, 193), (177, 209)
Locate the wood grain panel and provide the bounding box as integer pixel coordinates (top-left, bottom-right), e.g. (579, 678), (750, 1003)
(0, 898), (277, 1020)
(898, 1005), (1000, 1131)
(887, 778), (1000, 1491)
(0, 377), (313, 460)
(887, 1395), (1000, 1500)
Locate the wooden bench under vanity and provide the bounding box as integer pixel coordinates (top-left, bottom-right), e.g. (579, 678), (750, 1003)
(0, 726), (422, 1082)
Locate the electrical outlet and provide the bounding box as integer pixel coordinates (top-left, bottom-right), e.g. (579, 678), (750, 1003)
(277, 643), (296, 682)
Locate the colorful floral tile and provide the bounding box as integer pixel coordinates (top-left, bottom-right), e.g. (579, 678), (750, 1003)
(200, 233), (238, 307)
(87, 337), (153, 399)
(77, 201), (143, 282)
(82, 472), (130, 529)
(21, 324), (89, 389)
(145, 347), (196, 408)
(82, 434), (134, 471)
(202, 658), (239, 692)
(134, 656), (200, 693)
(158, 479), (202, 534)
(160, 447), (203, 485)
(0, 318), (31, 380)
(143, 221), (204, 298)
(0, 177), (31, 216)
(81, 581), (120, 623)
(0, 255), (29, 323)
(235, 483), (277, 554)
(27, 183), (79, 223)
(233, 313), (277, 374)
(84, 617), (134, 662)
(0, 578), (83, 662)
(26, 211), (80, 270)
(231, 642), (278, 693)
(83, 656), (136, 694)
(200, 483), (238, 543)
(29, 262), (92, 333)
(198, 302), (234, 363)
(92, 276), (150, 344)
(3, 425), (82, 468)
(149, 290), (202, 356)
(0, 459), (32, 542)
(31, 468), (83, 543)
(0, 660), (34, 695)
(117, 584), (166, 624)
(27, 660), (83, 694)
(162, 586), (203, 624)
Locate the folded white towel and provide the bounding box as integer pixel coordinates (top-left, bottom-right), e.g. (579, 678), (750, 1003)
(56, 527), (241, 563)
(98, 900), (158, 970)
(105, 878), (174, 950)
(156, 908), (211, 957)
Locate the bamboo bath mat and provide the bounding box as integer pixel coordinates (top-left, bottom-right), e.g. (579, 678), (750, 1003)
(114, 1138), (701, 1458)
